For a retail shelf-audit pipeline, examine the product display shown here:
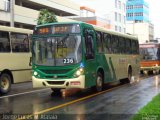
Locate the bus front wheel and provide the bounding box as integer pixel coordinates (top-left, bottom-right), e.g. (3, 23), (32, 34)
(96, 72), (103, 92)
(0, 73), (11, 94)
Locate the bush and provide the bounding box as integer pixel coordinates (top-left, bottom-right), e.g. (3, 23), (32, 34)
(36, 9), (57, 25)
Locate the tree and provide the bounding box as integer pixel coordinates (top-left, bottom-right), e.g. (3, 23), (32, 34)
(36, 9), (57, 25)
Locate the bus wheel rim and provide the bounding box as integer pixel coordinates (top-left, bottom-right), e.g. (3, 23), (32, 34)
(1, 77), (9, 90)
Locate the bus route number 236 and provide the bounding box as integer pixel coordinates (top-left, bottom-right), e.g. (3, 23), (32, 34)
(63, 58), (74, 64)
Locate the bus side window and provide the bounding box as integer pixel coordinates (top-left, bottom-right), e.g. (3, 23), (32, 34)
(126, 39), (131, 54)
(157, 47), (160, 60)
(119, 37), (126, 54)
(136, 41), (139, 54)
(131, 40), (137, 54)
(0, 31), (10, 52)
(84, 29), (95, 60)
(96, 31), (103, 53)
(104, 33), (112, 54)
(11, 33), (29, 52)
(112, 35), (119, 53)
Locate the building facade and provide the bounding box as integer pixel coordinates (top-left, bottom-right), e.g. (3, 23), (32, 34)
(104, 0), (127, 33)
(126, 0), (149, 22)
(126, 0), (154, 43)
(0, 0), (80, 29)
(126, 21), (154, 43)
(71, 0), (126, 33)
(72, 16), (111, 30)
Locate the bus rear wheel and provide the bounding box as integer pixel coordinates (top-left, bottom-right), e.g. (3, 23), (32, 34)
(0, 73), (11, 94)
(96, 72), (103, 92)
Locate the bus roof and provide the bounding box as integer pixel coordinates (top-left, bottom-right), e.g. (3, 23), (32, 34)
(93, 25), (137, 40)
(0, 25), (33, 34)
(35, 22), (137, 40)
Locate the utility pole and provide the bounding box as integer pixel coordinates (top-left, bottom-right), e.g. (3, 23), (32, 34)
(10, 0), (15, 27)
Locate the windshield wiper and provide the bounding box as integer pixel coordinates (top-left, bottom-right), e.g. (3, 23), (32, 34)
(57, 34), (70, 45)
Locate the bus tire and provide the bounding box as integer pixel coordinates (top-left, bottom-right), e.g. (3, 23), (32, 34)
(128, 67), (132, 83)
(51, 88), (61, 94)
(96, 72), (103, 92)
(0, 73), (11, 94)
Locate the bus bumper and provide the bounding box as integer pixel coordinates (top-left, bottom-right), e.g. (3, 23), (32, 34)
(140, 66), (160, 74)
(32, 75), (85, 89)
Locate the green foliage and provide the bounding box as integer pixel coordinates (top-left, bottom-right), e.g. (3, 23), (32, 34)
(131, 94), (160, 120)
(36, 9), (57, 25)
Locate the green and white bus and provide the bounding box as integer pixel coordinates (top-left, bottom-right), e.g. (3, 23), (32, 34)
(32, 22), (139, 93)
(0, 25), (32, 94)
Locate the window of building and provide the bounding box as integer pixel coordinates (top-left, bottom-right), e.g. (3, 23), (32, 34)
(123, 3), (126, 12)
(119, 26), (121, 32)
(11, 33), (29, 52)
(0, 31), (10, 52)
(127, 5), (134, 9)
(115, 25), (118, 31)
(119, 13), (121, 22)
(118, 1), (121, 9)
(123, 28), (126, 33)
(115, 0), (117, 8)
(127, 13), (133, 17)
(115, 12), (117, 21)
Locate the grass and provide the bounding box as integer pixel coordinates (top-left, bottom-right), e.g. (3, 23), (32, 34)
(131, 93), (160, 120)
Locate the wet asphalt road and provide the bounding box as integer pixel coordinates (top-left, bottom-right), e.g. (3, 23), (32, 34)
(0, 75), (160, 120)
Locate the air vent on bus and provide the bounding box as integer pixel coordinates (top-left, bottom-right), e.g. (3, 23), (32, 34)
(40, 69), (72, 74)
(47, 81), (65, 85)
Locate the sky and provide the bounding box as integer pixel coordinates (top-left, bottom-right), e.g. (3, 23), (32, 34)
(71, 0), (160, 39)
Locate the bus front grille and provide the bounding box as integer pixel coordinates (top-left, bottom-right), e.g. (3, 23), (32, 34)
(47, 81), (65, 85)
(40, 69), (72, 74)
(45, 76), (68, 79)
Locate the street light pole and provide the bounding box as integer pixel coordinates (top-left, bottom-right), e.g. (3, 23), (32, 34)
(10, 0), (15, 27)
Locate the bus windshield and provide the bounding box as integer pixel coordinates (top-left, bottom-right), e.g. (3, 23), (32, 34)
(32, 34), (82, 66)
(140, 47), (160, 60)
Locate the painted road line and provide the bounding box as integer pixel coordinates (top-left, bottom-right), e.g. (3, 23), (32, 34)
(0, 88), (49, 99)
(17, 83), (129, 120)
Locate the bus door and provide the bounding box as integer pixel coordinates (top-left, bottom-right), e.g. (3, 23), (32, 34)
(83, 29), (97, 87)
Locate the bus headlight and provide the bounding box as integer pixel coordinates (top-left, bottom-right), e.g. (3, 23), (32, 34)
(74, 68), (84, 77)
(34, 71), (38, 76)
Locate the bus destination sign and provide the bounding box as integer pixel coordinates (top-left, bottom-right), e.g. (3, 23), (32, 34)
(35, 24), (80, 35)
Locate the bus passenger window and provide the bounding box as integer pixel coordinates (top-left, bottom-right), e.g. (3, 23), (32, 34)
(112, 35), (119, 53)
(131, 40), (138, 54)
(11, 33), (29, 52)
(119, 37), (126, 54)
(84, 30), (95, 59)
(96, 31), (103, 53)
(126, 39), (131, 54)
(0, 31), (10, 52)
(104, 33), (112, 54)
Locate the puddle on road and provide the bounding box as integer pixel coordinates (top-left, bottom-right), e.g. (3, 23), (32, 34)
(154, 76), (160, 87)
